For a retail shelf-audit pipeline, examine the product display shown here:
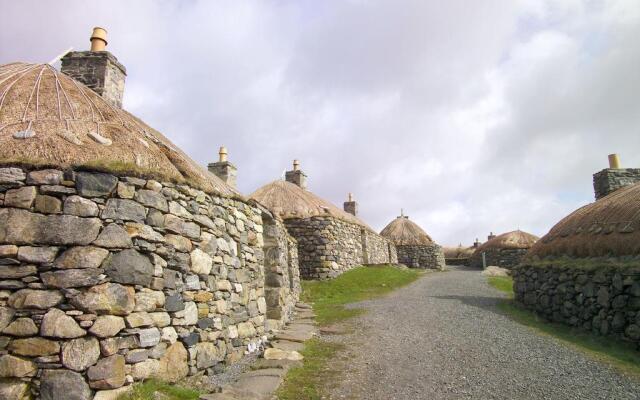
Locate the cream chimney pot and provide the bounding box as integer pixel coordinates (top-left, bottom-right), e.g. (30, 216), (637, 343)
(90, 27), (108, 52)
(219, 146), (228, 162)
(348, 193), (353, 202)
(608, 154), (621, 169)
(293, 159), (300, 171)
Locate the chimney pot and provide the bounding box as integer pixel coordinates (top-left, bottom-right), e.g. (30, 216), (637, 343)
(219, 146), (228, 162)
(348, 192), (353, 202)
(208, 146), (237, 188)
(90, 27), (108, 52)
(293, 159), (300, 171)
(608, 153), (621, 169)
(343, 192), (357, 216)
(285, 160), (307, 189)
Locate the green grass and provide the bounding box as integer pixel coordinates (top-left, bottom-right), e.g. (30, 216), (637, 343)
(301, 265), (423, 325)
(275, 338), (344, 400)
(486, 276), (640, 378)
(118, 379), (200, 400)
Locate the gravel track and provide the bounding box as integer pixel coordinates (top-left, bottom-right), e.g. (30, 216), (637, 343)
(325, 266), (640, 400)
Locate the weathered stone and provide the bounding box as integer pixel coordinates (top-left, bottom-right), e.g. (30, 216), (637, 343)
(237, 322), (256, 338)
(126, 348), (149, 363)
(184, 274), (200, 290)
(54, 246), (109, 269)
(182, 332), (200, 346)
(135, 189), (168, 212)
(164, 214), (200, 239)
(2, 317), (37, 336)
(173, 301), (198, 325)
(71, 283), (135, 315)
(93, 386), (133, 400)
(40, 184), (76, 195)
(9, 337), (60, 356)
(41, 308), (86, 338)
(134, 290), (164, 312)
(0, 244), (18, 258)
(191, 248), (213, 275)
(149, 312), (171, 328)
(195, 342), (222, 368)
(146, 208), (165, 227)
(42, 268), (104, 288)
(27, 169), (63, 185)
(161, 326), (178, 343)
(0, 209), (101, 245)
(62, 336), (100, 371)
(35, 194), (62, 214)
(0, 168), (26, 187)
(40, 369), (92, 400)
(125, 222), (165, 242)
(0, 264), (37, 279)
(104, 249), (153, 287)
(165, 234), (192, 252)
(8, 289), (63, 309)
(194, 291), (214, 302)
(64, 195), (100, 217)
(263, 348), (303, 361)
(0, 354), (36, 377)
(165, 294), (185, 312)
(168, 201), (192, 219)
(157, 342), (189, 383)
(76, 172), (118, 197)
(149, 342), (168, 359)
(87, 354), (126, 389)
(101, 198), (146, 222)
(0, 280), (25, 289)
(93, 223), (133, 248)
(17, 246), (59, 263)
(0, 379), (30, 400)
(216, 280), (232, 292)
(126, 312), (154, 328)
(138, 327), (161, 347)
(4, 186), (36, 209)
(89, 315), (126, 338)
(131, 358), (160, 380)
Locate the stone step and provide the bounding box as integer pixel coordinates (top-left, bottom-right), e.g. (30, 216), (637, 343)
(274, 331), (314, 343)
(270, 339), (305, 352)
(291, 318), (315, 325)
(295, 302), (312, 309)
(226, 375), (283, 398)
(286, 323), (316, 333)
(251, 358), (302, 371)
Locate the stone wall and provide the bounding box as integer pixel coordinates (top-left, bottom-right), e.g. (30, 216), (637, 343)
(396, 244), (445, 270)
(262, 213), (300, 330)
(0, 166), (286, 399)
(445, 257), (469, 266)
(362, 230), (396, 265)
(513, 262), (640, 346)
(469, 248), (529, 269)
(593, 168), (640, 200)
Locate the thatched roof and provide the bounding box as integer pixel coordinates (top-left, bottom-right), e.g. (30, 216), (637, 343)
(249, 180), (372, 229)
(380, 216), (434, 245)
(0, 62), (239, 197)
(474, 230), (538, 254)
(528, 183), (640, 259)
(443, 245), (475, 258)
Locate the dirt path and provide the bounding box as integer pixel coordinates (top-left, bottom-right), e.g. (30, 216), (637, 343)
(325, 266), (640, 400)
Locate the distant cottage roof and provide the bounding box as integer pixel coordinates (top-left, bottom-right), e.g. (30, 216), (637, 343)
(443, 245), (474, 258)
(250, 180), (371, 228)
(474, 230), (538, 253)
(380, 216), (434, 245)
(0, 62), (238, 197)
(528, 183), (640, 259)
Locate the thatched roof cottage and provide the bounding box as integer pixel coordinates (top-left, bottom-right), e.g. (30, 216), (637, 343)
(469, 230), (538, 269)
(380, 212), (445, 270)
(0, 28), (300, 399)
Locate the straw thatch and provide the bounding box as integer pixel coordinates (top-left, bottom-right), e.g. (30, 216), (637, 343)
(0, 62), (238, 197)
(474, 230), (538, 254)
(380, 216), (434, 245)
(443, 245), (474, 258)
(250, 180), (372, 229)
(528, 182), (640, 259)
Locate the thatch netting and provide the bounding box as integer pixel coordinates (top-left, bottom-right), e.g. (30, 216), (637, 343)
(443, 245), (474, 258)
(380, 216), (434, 245)
(528, 183), (640, 259)
(249, 180), (372, 229)
(474, 230), (538, 254)
(0, 62), (238, 197)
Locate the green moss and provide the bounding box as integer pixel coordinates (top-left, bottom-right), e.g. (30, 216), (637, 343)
(522, 256), (640, 271)
(276, 338), (344, 400)
(301, 265), (423, 326)
(487, 276), (514, 297)
(118, 379), (200, 400)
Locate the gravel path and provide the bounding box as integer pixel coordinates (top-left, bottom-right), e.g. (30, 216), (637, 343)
(325, 266), (640, 400)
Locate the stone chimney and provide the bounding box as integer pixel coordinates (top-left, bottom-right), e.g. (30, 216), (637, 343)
(593, 154), (640, 200)
(473, 238), (480, 248)
(208, 146), (237, 188)
(343, 193), (358, 216)
(61, 27), (127, 108)
(487, 232), (496, 241)
(285, 160), (307, 189)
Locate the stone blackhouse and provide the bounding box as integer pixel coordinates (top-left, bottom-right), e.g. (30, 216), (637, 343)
(380, 213), (445, 270)
(469, 230), (538, 269)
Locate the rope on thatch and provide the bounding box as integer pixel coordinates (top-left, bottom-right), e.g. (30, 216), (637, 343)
(380, 216), (434, 245)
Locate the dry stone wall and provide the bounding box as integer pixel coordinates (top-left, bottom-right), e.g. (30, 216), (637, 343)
(469, 248), (528, 269)
(0, 167), (281, 400)
(362, 230), (397, 265)
(513, 262), (640, 346)
(396, 244), (445, 270)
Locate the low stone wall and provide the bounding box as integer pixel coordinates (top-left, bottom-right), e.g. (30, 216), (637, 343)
(284, 217), (363, 280)
(397, 244), (445, 270)
(262, 214), (300, 330)
(469, 248), (528, 269)
(0, 167), (287, 399)
(513, 262), (640, 346)
(445, 257), (469, 266)
(362, 230), (396, 265)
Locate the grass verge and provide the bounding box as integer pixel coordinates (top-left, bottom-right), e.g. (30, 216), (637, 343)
(275, 338), (344, 400)
(301, 264), (423, 326)
(487, 275), (640, 378)
(118, 379), (200, 400)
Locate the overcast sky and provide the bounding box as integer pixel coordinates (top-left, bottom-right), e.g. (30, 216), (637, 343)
(1, 0), (638, 246)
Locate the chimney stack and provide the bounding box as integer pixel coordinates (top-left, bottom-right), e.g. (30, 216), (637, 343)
(208, 146), (237, 188)
(285, 159), (307, 189)
(61, 27), (127, 108)
(487, 232), (496, 241)
(473, 238), (480, 248)
(343, 192), (358, 216)
(593, 154), (640, 200)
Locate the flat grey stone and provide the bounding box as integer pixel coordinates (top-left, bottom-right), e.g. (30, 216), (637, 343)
(101, 199), (146, 222)
(104, 249), (153, 287)
(40, 369), (92, 400)
(76, 172), (118, 197)
(0, 209), (101, 245)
